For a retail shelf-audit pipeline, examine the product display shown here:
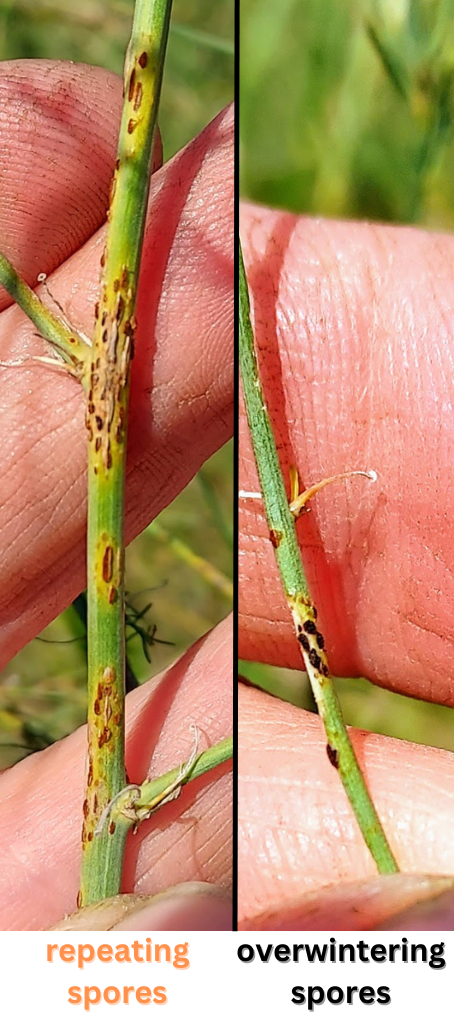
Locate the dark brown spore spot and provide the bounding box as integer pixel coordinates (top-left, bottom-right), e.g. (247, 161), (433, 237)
(114, 712), (121, 726)
(109, 821), (116, 835)
(98, 726), (112, 748)
(303, 619), (317, 634)
(134, 81), (143, 111)
(77, 891), (82, 908)
(93, 794), (98, 813)
(94, 302), (99, 320)
(95, 416), (103, 431)
(95, 437), (102, 453)
(309, 648), (322, 671)
(127, 118), (137, 134)
(86, 425), (93, 442)
(102, 311), (107, 326)
(113, 279), (120, 293)
(138, 51), (148, 67)
(128, 67), (136, 101)
(312, 607), (318, 619)
(83, 799), (89, 818)
(94, 466), (98, 475)
(87, 831), (93, 842)
(121, 266), (129, 289)
(102, 328), (108, 344)
(103, 545), (113, 582)
(116, 295), (125, 322)
(115, 158), (120, 171)
(316, 631), (325, 650)
(321, 664), (330, 677)
(298, 633), (310, 653)
(88, 401), (95, 414)
(87, 762), (93, 786)
(97, 683), (103, 700)
(106, 446), (112, 470)
(326, 744), (339, 769)
(94, 699), (101, 716)
(108, 585), (117, 604)
(269, 528), (282, 548)
(100, 251), (105, 268)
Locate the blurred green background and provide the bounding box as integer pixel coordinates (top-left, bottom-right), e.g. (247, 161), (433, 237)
(240, 0), (454, 750)
(0, 0), (233, 767)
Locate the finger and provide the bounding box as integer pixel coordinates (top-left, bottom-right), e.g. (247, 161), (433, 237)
(239, 204), (454, 705)
(239, 874), (454, 932)
(0, 104), (233, 668)
(0, 615), (232, 931)
(238, 683), (454, 929)
(48, 883), (232, 931)
(0, 60), (162, 311)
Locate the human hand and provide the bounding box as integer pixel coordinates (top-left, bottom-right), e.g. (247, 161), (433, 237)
(239, 203), (454, 930)
(0, 61), (233, 929)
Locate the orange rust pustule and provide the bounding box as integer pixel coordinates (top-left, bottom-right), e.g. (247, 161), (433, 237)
(269, 528), (282, 548)
(102, 545), (114, 583)
(133, 81), (143, 111)
(98, 726), (112, 748)
(128, 67), (136, 101)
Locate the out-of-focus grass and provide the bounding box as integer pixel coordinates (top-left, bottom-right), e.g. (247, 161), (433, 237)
(240, 0), (454, 749)
(0, 0), (233, 158)
(0, 0), (233, 767)
(241, 0), (454, 227)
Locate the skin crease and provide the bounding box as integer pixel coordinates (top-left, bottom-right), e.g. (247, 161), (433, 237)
(0, 62), (233, 929)
(239, 202), (454, 929)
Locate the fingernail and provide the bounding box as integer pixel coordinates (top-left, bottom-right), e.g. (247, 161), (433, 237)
(113, 883), (232, 931)
(376, 883), (454, 930)
(48, 883), (232, 931)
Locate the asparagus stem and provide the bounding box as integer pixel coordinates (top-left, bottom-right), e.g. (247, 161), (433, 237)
(239, 238), (398, 874)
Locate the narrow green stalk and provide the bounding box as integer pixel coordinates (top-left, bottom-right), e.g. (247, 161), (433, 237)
(135, 735), (233, 808)
(79, 0), (174, 907)
(0, 252), (89, 376)
(96, 735), (233, 842)
(239, 239), (398, 874)
(147, 520), (233, 600)
(84, 736), (233, 902)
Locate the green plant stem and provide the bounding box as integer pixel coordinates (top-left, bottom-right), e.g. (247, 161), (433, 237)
(0, 252), (89, 375)
(87, 737), (233, 898)
(239, 239), (398, 874)
(135, 735), (232, 808)
(147, 520), (233, 600)
(79, 0), (174, 908)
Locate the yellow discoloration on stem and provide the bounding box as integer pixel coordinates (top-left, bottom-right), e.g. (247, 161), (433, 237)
(83, 669), (123, 846)
(80, 0), (175, 908)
